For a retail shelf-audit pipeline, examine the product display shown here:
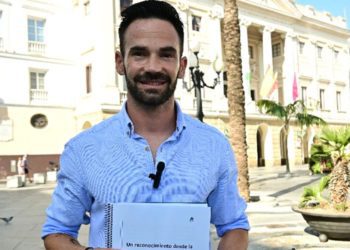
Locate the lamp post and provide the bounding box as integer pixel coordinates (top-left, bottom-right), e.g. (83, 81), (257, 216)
(184, 42), (223, 122)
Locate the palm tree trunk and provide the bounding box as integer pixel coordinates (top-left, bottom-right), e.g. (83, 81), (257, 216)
(223, 0), (250, 201)
(330, 160), (349, 208)
(285, 123), (291, 173)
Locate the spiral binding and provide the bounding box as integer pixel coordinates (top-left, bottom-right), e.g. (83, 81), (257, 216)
(104, 203), (113, 248)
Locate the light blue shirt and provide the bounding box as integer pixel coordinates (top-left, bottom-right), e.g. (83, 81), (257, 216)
(42, 102), (249, 247)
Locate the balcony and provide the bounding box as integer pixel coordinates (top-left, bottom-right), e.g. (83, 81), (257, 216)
(28, 41), (46, 55)
(30, 89), (48, 104)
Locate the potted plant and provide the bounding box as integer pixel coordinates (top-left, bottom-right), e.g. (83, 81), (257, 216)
(293, 126), (350, 242)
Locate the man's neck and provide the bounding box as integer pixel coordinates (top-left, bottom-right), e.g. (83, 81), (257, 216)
(126, 97), (177, 159)
(126, 97), (177, 138)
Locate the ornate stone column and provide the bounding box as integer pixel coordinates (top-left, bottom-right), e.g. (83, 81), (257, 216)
(240, 19), (252, 104)
(282, 32), (296, 105)
(261, 26), (274, 74)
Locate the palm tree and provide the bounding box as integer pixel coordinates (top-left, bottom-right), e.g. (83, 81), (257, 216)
(223, 0), (250, 201)
(316, 126), (350, 210)
(257, 99), (326, 173)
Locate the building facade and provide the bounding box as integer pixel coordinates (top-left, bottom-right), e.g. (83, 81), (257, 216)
(0, 0), (349, 177)
(238, 0), (350, 167)
(0, 0), (81, 176)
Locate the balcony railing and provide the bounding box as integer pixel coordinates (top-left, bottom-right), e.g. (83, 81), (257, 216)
(28, 41), (46, 55)
(30, 89), (48, 103)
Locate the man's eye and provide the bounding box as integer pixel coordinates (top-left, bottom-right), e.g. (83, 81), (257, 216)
(131, 51), (146, 57)
(161, 53), (175, 58)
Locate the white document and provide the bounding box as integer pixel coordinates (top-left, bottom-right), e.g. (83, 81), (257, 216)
(105, 203), (211, 250)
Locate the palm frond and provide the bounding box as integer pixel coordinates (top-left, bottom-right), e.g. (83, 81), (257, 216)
(256, 99), (286, 120)
(296, 113), (326, 127)
(318, 175), (330, 192)
(302, 186), (318, 199)
(320, 127), (350, 149)
(317, 126), (350, 164)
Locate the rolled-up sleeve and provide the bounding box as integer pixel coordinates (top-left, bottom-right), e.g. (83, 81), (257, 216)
(208, 139), (250, 237)
(42, 143), (93, 239)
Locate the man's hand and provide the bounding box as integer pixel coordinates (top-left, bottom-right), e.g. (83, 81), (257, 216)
(218, 229), (248, 250)
(43, 233), (119, 250)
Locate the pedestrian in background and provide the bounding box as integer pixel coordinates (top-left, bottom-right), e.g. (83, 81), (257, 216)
(17, 156), (24, 175)
(21, 154), (31, 183)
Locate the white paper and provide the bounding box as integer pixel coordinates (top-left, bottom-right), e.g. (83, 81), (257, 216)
(108, 203), (211, 250)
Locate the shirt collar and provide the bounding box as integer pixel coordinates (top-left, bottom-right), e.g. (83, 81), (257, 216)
(174, 101), (186, 137)
(119, 103), (134, 137)
(119, 101), (186, 138)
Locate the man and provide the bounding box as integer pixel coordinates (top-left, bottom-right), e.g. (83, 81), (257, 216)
(42, 1), (249, 249)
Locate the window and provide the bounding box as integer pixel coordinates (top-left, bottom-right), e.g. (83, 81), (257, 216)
(28, 18), (45, 42)
(192, 15), (201, 32)
(250, 90), (255, 101)
(120, 0), (133, 12)
(299, 42), (305, 54)
(30, 71), (45, 90)
(319, 89), (325, 110)
(272, 43), (281, 57)
(301, 86), (307, 105)
(85, 65), (92, 93)
(30, 70), (47, 102)
(336, 91), (342, 111)
(83, 0), (90, 15)
(30, 114), (48, 128)
(248, 46), (254, 59)
(317, 46), (323, 59)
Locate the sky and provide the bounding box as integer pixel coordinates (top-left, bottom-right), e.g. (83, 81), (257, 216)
(296, 0), (350, 28)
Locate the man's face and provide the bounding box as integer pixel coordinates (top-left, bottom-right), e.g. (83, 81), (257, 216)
(116, 18), (187, 107)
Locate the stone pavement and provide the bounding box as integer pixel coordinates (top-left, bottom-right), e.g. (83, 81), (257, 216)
(0, 165), (350, 250)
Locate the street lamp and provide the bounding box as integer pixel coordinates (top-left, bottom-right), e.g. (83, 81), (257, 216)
(183, 42), (223, 122)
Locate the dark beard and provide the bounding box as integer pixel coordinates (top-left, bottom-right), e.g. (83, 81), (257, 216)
(126, 71), (177, 107)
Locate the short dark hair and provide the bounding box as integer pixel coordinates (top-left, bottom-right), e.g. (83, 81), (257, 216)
(118, 0), (184, 56)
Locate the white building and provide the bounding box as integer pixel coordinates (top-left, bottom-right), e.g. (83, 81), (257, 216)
(0, 0), (82, 175)
(238, 0), (350, 167)
(0, 0), (349, 177)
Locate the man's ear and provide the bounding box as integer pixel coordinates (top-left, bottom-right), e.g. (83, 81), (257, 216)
(177, 56), (187, 79)
(115, 51), (125, 75)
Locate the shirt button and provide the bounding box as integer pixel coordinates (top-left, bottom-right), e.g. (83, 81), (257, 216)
(145, 146), (150, 151)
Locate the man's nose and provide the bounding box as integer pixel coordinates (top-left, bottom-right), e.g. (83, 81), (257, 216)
(145, 55), (162, 72)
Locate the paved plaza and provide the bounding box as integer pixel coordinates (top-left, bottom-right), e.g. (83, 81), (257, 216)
(1, 165), (350, 250)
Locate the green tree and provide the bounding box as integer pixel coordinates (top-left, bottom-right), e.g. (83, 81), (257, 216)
(223, 0), (250, 201)
(257, 99), (326, 173)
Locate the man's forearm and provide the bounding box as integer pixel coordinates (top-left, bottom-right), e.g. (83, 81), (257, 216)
(44, 233), (85, 250)
(218, 229), (248, 250)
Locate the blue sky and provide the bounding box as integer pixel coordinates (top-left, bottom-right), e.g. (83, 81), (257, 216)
(296, 0), (350, 28)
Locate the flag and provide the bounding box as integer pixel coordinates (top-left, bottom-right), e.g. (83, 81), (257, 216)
(260, 65), (278, 98)
(292, 73), (298, 101)
(268, 72), (278, 97)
